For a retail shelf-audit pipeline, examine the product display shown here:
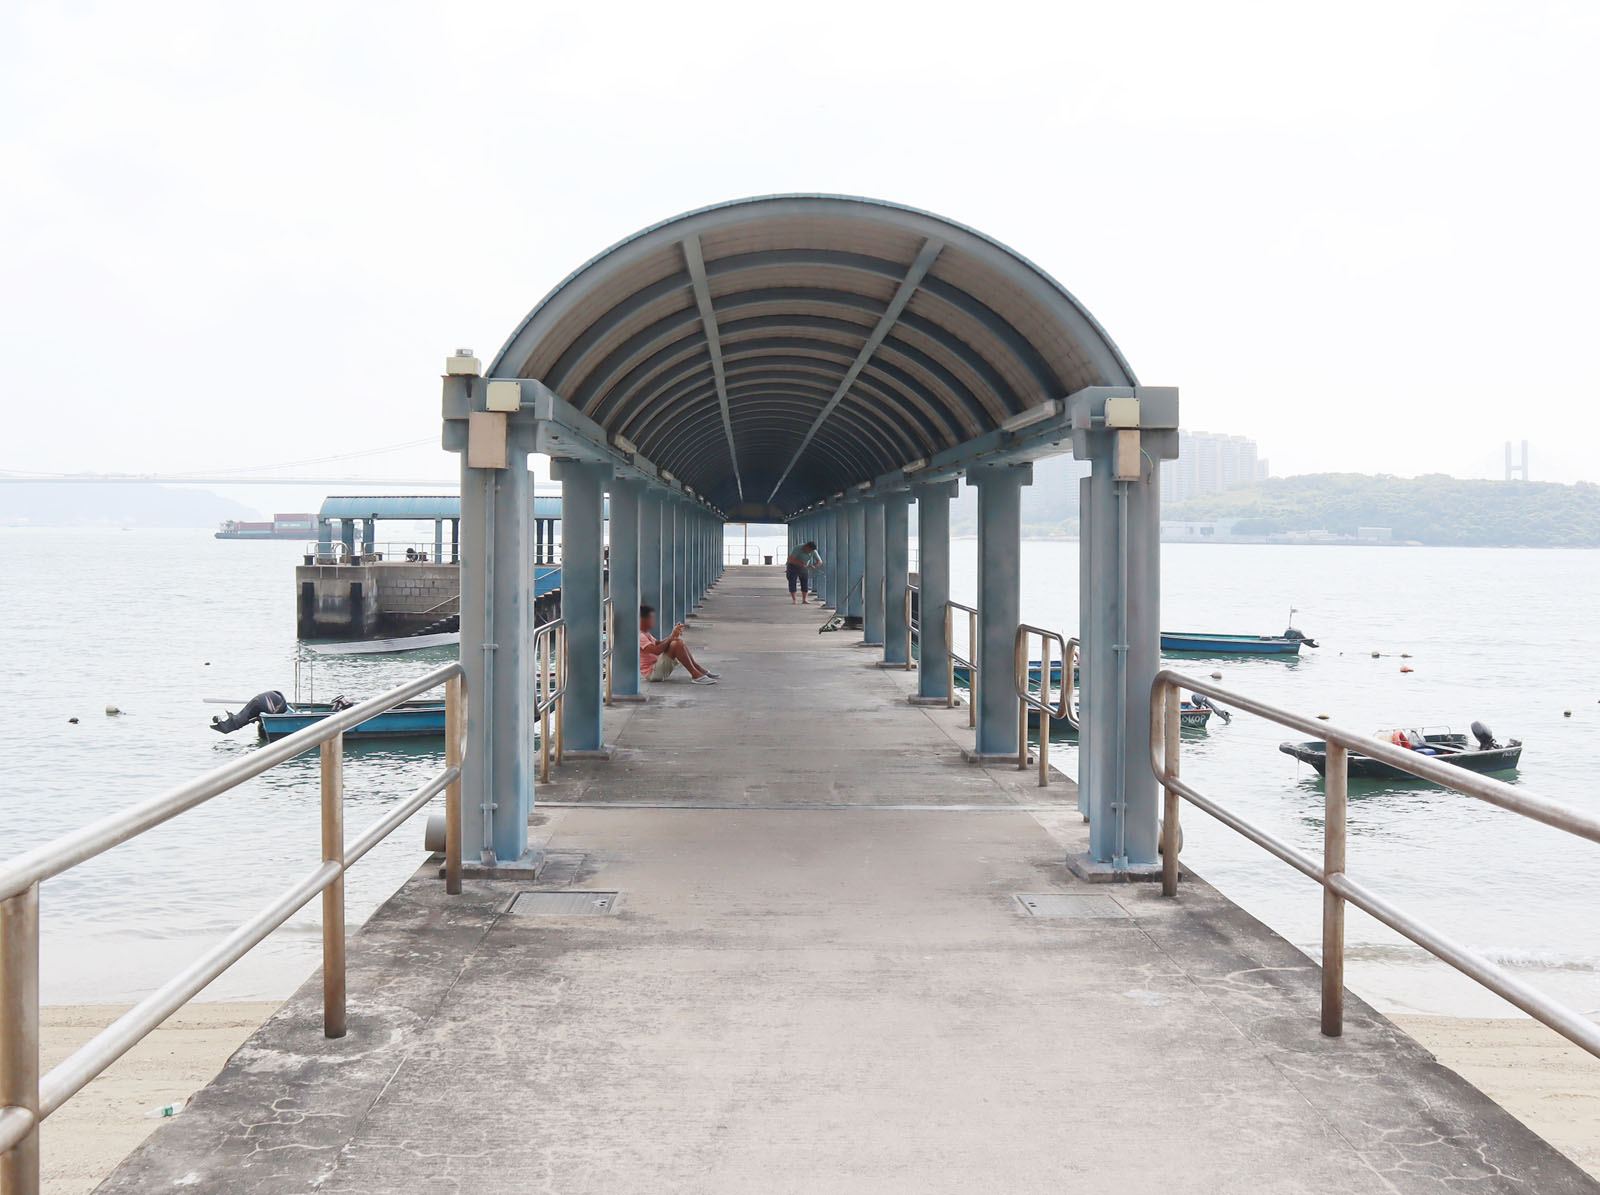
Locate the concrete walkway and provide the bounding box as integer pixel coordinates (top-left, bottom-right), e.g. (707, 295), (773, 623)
(102, 569), (1596, 1193)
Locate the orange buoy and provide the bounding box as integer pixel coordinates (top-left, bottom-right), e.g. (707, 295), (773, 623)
(1400, 665), (1414, 673)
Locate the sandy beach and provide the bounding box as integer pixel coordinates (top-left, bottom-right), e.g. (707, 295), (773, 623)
(28, 1002), (1600, 1192)
(1395, 1015), (1600, 1180)
(39, 1002), (278, 1195)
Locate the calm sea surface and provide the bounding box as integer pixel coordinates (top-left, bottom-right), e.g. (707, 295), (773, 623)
(6, 528), (1598, 1017)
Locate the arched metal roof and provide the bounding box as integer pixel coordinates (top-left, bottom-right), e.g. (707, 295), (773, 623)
(490, 195), (1136, 516)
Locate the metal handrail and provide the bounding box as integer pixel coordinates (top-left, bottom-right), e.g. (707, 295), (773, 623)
(602, 597), (614, 707)
(903, 583), (918, 672)
(946, 600), (978, 725)
(0, 663), (468, 1188)
(303, 540), (467, 565)
(533, 617), (567, 783)
(1150, 668), (1600, 1059)
(1014, 626), (1073, 787)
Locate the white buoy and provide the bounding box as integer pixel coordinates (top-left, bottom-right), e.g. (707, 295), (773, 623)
(105, 705), (122, 716)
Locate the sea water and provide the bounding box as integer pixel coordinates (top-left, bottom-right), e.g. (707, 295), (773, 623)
(5, 528), (1597, 1017)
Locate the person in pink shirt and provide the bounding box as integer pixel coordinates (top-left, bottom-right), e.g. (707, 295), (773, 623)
(638, 604), (718, 685)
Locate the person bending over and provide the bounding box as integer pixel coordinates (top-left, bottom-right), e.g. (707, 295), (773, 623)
(639, 604), (719, 685)
(786, 541), (823, 604)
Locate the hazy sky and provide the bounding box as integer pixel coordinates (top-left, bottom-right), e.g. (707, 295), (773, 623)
(4, 0), (1597, 491)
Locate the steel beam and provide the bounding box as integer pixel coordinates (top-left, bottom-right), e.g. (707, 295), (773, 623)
(609, 479), (644, 698)
(966, 463), (1031, 760)
(912, 481), (958, 700)
(551, 459), (611, 755)
(881, 491), (911, 665)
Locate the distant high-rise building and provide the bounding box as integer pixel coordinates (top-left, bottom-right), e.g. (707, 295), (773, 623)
(1160, 431), (1268, 502)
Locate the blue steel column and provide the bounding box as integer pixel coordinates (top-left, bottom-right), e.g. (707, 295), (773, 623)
(640, 490), (663, 619)
(966, 463), (1031, 760)
(844, 500), (866, 623)
(863, 500), (885, 643)
(881, 492), (910, 665)
(456, 435), (537, 865)
(662, 499), (680, 625)
(911, 481), (957, 701)
(832, 508), (844, 611)
(552, 459), (611, 755)
(434, 519), (443, 563)
(609, 479), (643, 699)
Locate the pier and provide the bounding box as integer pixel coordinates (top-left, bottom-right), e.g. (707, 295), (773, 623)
(4, 196), (1598, 1193)
(91, 569), (1596, 1192)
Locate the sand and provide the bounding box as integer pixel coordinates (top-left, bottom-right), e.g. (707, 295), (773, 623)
(26, 1003), (1598, 1191)
(38, 1002), (279, 1195)
(1395, 1015), (1600, 1180)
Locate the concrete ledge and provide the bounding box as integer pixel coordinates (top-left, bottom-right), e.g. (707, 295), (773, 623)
(563, 745), (618, 761)
(1066, 851), (1165, 884)
(456, 849), (547, 880)
(959, 748), (1027, 766)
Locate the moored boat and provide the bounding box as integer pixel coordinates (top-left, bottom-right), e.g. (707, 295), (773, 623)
(257, 700), (446, 741)
(1279, 723), (1522, 781)
(1161, 630), (1314, 655)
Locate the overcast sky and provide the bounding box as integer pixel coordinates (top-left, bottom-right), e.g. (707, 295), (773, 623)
(4, 0), (1597, 492)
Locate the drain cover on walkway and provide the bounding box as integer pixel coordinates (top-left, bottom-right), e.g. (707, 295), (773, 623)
(508, 891), (620, 916)
(1014, 893), (1128, 919)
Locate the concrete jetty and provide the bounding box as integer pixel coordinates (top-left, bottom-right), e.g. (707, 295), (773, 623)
(100, 569), (1597, 1194)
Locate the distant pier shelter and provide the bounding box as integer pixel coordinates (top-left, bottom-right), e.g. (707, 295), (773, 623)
(296, 493), (578, 638)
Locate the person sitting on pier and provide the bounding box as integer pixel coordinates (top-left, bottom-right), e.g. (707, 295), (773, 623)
(786, 541), (823, 604)
(639, 604), (718, 685)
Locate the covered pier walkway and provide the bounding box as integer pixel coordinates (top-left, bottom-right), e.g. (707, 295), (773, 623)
(97, 569), (1589, 1193)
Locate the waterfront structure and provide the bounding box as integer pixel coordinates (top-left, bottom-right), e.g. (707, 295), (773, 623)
(11, 195), (1597, 1194)
(296, 493), (580, 639)
(441, 194), (1176, 872)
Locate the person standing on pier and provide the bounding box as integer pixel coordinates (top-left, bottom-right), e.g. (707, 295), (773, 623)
(639, 604), (718, 684)
(786, 541), (823, 604)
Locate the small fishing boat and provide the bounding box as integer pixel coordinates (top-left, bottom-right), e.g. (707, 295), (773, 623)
(1161, 628), (1316, 656)
(1279, 722), (1522, 781)
(256, 700), (446, 741)
(952, 660), (1075, 686)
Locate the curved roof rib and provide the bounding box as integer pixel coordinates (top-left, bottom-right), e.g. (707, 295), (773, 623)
(491, 195), (1136, 514)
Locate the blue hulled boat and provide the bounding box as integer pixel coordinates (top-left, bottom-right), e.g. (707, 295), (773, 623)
(257, 701), (446, 741)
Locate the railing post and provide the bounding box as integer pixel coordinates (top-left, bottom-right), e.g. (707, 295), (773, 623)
(1038, 637), (1051, 787)
(1161, 682), (1181, 897)
(1016, 630), (1029, 772)
(1, 883), (40, 1195)
(944, 604), (955, 710)
(320, 735), (347, 1039)
(967, 609), (978, 728)
(1322, 742), (1348, 1037)
(444, 674), (464, 896)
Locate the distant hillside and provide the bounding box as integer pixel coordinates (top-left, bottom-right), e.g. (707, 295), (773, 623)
(1166, 474), (1600, 547)
(0, 483), (260, 528)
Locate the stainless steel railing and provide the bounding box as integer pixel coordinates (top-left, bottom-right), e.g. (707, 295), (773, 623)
(903, 583), (919, 672)
(946, 600), (978, 726)
(303, 540), (467, 565)
(1151, 669), (1600, 1057)
(1014, 627), (1075, 787)
(534, 618), (566, 783)
(0, 662), (468, 1193)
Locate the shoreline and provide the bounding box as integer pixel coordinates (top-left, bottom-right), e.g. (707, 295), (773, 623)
(40, 1002), (279, 1195)
(1393, 1015), (1600, 1180)
(34, 1002), (1598, 1192)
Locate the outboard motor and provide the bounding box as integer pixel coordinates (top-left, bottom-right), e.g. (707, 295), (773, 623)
(1470, 720), (1500, 751)
(1282, 625), (1319, 649)
(210, 690), (287, 734)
